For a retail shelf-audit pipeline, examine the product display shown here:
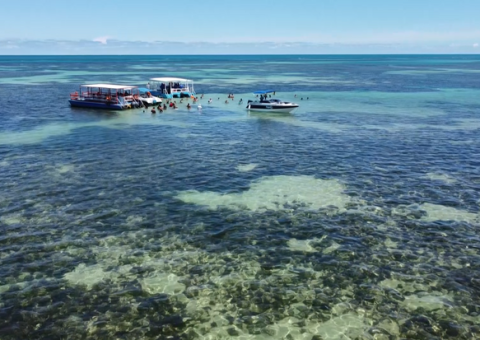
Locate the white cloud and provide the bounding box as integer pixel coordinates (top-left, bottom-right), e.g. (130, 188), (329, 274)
(195, 30), (480, 45)
(2, 38), (480, 55)
(305, 30), (480, 45)
(93, 36), (110, 44)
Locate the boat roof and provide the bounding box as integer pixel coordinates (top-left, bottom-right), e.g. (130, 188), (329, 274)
(253, 90), (275, 94)
(150, 77), (192, 82)
(137, 87), (150, 93)
(81, 84), (137, 90)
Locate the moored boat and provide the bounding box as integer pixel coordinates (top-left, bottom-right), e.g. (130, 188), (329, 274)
(147, 77), (195, 99)
(69, 84), (141, 110)
(137, 87), (162, 107)
(246, 90), (299, 113)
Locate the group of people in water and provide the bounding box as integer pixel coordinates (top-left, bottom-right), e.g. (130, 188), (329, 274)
(147, 95), (204, 114)
(203, 94), (244, 105)
(205, 96), (238, 105)
(147, 92), (306, 114)
(146, 99), (176, 114)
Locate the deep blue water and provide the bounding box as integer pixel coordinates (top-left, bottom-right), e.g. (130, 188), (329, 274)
(1, 55), (480, 339)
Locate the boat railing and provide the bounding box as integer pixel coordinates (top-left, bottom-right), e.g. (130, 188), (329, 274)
(78, 92), (122, 103)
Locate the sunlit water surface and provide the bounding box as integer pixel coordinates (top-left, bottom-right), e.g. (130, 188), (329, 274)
(1, 55), (480, 339)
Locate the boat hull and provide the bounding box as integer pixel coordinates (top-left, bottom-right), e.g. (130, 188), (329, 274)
(69, 100), (128, 110)
(139, 98), (162, 107)
(247, 105), (298, 113)
(151, 91), (195, 99)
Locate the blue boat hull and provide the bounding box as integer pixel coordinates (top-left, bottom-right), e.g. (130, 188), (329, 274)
(69, 100), (126, 110)
(150, 91), (194, 99)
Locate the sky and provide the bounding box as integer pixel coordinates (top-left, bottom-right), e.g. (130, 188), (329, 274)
(1, 0), (479, 54)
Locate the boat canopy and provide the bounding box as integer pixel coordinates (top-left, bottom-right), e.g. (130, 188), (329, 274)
(253, 90), (275, 95)
(137, 87), (151, 93)
(81, 84), (138, 90)
(150, 77), (192, 82)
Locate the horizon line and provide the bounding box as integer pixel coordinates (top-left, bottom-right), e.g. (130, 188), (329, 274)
(2, 53), (480, 56)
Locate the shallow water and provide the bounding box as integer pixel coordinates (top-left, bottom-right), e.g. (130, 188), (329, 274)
(1, 55), (480, 339)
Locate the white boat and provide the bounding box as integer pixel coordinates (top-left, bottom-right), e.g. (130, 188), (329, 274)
(147, 77), (195, 99)
(137, 87), (162, 107)
(246, 90), (299, 113)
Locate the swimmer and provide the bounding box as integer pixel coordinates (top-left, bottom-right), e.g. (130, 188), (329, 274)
(187, 103), (191, 109)
(238, 98), (243, 104)
(208, 98), (212, 104)
(151, 108), (156, 114)
(225, 100), (229, 104)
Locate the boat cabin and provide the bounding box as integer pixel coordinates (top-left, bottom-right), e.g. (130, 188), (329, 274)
(148, 77), (195, 99)
(254, 90), (276, 101)
(69, 84), (140, 110)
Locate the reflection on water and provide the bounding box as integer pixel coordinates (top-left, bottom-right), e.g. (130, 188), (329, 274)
(1, 55), (480, 339)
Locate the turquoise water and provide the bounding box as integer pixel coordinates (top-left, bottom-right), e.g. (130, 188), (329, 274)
(1, 55), (480, 339)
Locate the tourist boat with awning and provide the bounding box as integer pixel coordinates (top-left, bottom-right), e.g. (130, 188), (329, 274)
(69, 84), (141, 110)
(246, 90), (299, 113)
(147, 77), (195, 99)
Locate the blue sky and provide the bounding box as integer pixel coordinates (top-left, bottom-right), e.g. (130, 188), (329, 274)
(1, 0), (479, 54)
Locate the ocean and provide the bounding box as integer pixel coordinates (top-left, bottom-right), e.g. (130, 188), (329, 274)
(1, 54), (480, 339)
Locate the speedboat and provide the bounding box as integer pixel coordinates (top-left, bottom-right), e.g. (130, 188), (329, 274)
(147, 77), (195, 99)
(137, 87), (162, 107)
(69, 84), (141, 110)
(246, 90), (299, 113)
